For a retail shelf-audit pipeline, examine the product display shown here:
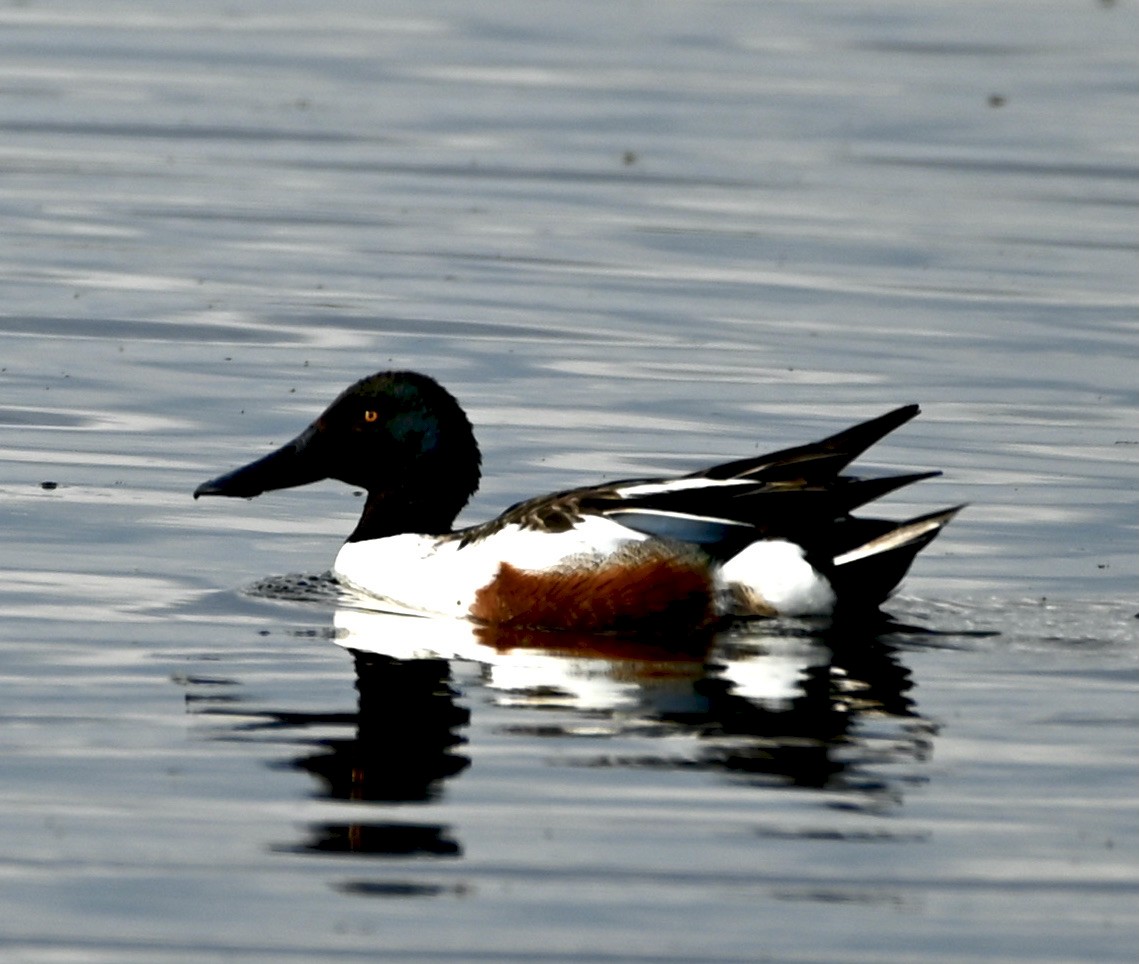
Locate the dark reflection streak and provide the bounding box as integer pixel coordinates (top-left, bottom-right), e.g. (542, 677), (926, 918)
(0, 317), (293, 344)
(183, 693), (243, 706)
(0, 408), (89, 428)
(200, 709), (358, 730)
(128, 207), (402, 229)
(858, 154), (1139, 182)
(852, 41), (1031, 56)
(277, 822), (461, 858)
(335, 880), (463, 898)
(992, 236), (1139, 253)
(2, 118), (761, 186)
(0, 119), (363, 143)
(301, 159), (759, 190)
(754, 826), (931, 843)
(288, 314), (611, 343)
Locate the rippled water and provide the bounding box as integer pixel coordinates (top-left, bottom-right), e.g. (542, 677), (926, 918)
(1, 2), (1136, 962)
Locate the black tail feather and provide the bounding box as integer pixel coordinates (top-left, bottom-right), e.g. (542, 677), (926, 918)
(697, 404), (921, 483)
(835, 470), (942, 514)
(829, 505), (964, 611)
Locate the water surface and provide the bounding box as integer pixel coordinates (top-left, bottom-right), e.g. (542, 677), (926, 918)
(1, 2), (1136, 961)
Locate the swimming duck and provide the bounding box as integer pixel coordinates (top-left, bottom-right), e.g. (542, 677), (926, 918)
(195, 371), (960, 632)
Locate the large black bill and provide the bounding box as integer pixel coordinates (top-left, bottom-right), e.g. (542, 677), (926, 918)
(193, 424), (325, 499)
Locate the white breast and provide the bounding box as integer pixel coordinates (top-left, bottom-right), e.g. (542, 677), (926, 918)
(333, 516), (648, 618)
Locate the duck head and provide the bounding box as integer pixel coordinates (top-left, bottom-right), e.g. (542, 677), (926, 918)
(194, 370), (482, 541)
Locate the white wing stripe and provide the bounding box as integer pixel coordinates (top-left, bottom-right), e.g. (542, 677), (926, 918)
(617, 478), (755, 498)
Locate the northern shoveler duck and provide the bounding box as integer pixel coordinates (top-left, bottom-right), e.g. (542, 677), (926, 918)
(195, 371), (961, 632)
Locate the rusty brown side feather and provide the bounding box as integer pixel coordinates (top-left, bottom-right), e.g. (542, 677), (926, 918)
(469, 555), (716, 633)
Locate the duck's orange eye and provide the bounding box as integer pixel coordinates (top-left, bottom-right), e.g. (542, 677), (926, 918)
(363, 410), (378, 423)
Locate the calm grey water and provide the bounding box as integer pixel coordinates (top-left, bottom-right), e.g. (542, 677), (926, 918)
(1, 2), (1136, 961)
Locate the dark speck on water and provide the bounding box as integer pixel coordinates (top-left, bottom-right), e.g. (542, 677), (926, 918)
(0, 2), (1135, 963)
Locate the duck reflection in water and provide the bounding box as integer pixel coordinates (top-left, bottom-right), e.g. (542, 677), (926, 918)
(332, 604), (931, 852)
(189, 593), (948, 861)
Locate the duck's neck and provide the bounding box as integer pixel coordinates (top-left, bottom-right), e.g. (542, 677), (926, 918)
(346, 490), (462, 543)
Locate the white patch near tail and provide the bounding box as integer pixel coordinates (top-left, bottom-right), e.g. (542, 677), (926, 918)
(716, 540), (837, 617)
